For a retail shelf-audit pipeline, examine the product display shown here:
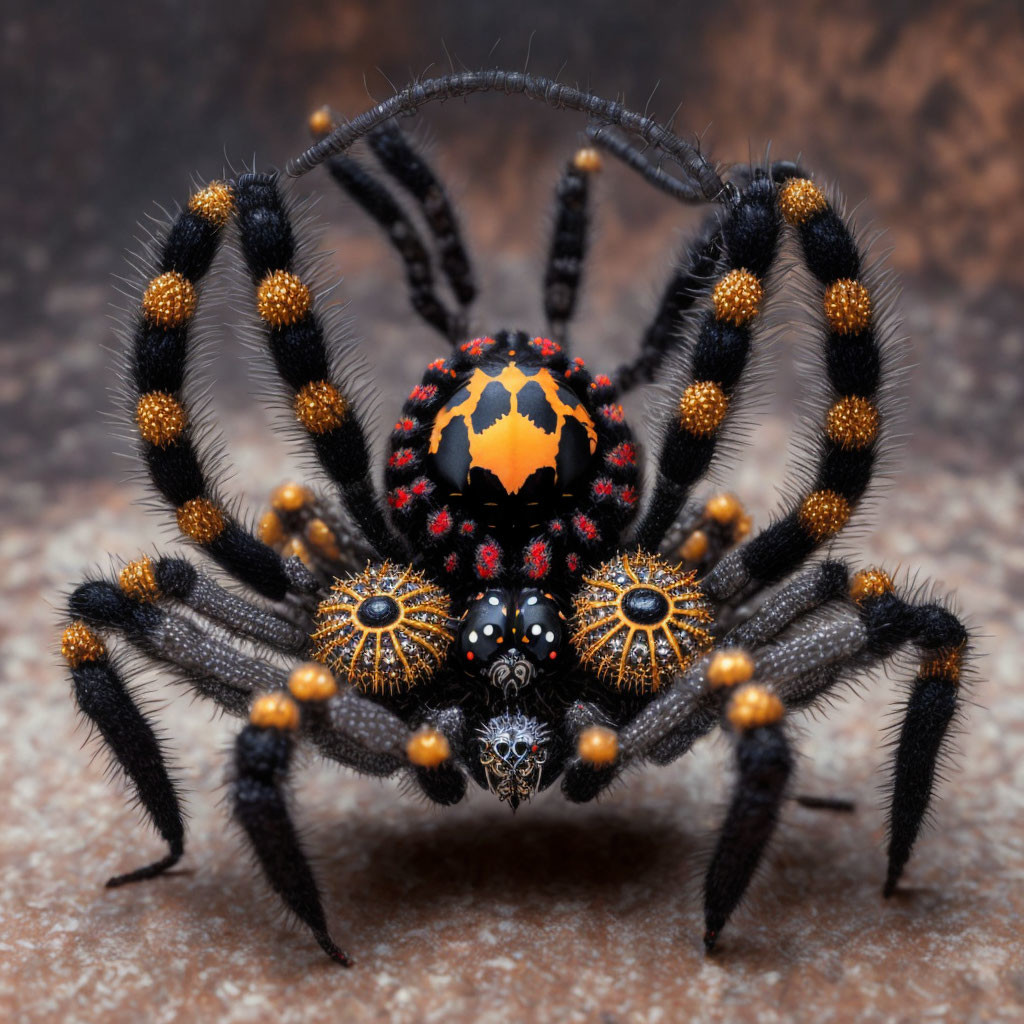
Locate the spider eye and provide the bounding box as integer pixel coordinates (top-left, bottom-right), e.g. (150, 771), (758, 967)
(513, 589), (565, 664)
(458, 588), (566, 695)
(312, 562), (453, 693)
(458, 588), (511, 661)
(570, 551), (714, 692)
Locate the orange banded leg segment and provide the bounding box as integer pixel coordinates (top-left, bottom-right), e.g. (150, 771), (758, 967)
(669, 492), (753, 574)
(129, 180), (294, 600)
(233, 173), (406, 561)
(633, 175), (781, 550)
(706, 178), (889, 603)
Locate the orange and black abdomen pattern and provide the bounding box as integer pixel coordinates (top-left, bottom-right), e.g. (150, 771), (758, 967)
(385, 332), (640, 587)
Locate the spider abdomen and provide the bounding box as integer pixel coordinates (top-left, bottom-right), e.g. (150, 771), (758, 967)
(384, 329), (639, 585)
(429, 360), (597, 505)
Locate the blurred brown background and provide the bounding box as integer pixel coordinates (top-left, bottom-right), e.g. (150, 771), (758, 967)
(2, 2), (1023, 1022)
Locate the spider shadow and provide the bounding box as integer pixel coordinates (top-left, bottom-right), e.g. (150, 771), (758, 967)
(316, 796), (694, 911)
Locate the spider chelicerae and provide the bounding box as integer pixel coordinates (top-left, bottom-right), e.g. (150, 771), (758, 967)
(61, 70), (972, 965)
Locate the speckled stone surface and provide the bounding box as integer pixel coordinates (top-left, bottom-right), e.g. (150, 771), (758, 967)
(3, 2), (1023, 1021)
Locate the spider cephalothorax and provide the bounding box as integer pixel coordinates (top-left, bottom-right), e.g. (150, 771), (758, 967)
(62, 70), (972, 966)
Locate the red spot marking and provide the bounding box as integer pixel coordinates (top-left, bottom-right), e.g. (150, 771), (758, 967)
(593, 478), (614, 499)
(573, 513), (600, 541)
(607, 442), (637, 468)
(428, 508), (452, 536)
(531, 744), (539, 752)
(444, 552), (459, 573)
(475, 542), (502, 579)
(548, 518), (565, 535)
(394, 417), (417, 433)
(600, 403), (625, 424)
(411, 477), (433, 497)
(619, 485), (638, 506)
(590, 374), (613, 390)
(530, 337), (562, 359)
(466, 650), (474, 660)
(409, 384), (438, 403)
(387, 487), (410, 510)
(427, 358), (447, 372)
(459, 519), (476, 536)
(564, 357), (586, 379)
(388, 448), (416, 469)
(524, 540), (551, 580)
(460, 336), (495, 358)
(549, 651), (558, 660)
(566, 552), (580, 573)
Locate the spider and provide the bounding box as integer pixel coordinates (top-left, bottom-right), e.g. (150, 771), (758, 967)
(61, 70), (972, 965)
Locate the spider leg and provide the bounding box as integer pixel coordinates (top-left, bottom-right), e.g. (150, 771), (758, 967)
(291, 71), (725, 205)
(702, 682), (792, 951)
(409, 705), (468, 805)
(612, 211), (723, 394)
(700, 570), (969, 945)
(591, 139), (805, 396)
(126, 182), (303, 601)
(560, 701), (618, 804)
(233, 172), (407, 562)
(145, 554), (309, 652)
(631, 175), (782, 550)
(71, 574), (420, 774)
(543, 149), (600, 345)
(583, 123), (709, 205)
(258, 480), (375, 579)
(232, 695), (350, 965)
(61, 620), (185, 886)
(365, 122), (477, 311)
(322, 153), (462, 341)
(704, 176), (892, 605)
(312, 112), (474, 342)
(233, 678), (456, 963)
(69, 576), (286, 712)
(585, 564), (967, 938)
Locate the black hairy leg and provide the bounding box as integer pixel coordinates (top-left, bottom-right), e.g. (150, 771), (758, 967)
(705, 175), (890, 605)
(233, 704), (350, 966)
(125, 182), (299, 600)
(632, 173), (782, 550)
(233, 172), (407, 562)
(543, 147), (601, 344)
(61, 621), (185, 886)
(311, 109), (475, 341)
(702, 689), (792, 951)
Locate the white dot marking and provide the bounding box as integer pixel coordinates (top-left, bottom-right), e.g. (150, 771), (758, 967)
(483, 624), (494, 637)
(531, 624), (542, 636)
(488, 595), (500, 606)
(545, 631), (555, 643)
(468, 630), (479, 644)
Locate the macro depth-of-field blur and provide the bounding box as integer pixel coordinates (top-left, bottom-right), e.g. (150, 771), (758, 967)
(2, 2), (1022, 1021)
